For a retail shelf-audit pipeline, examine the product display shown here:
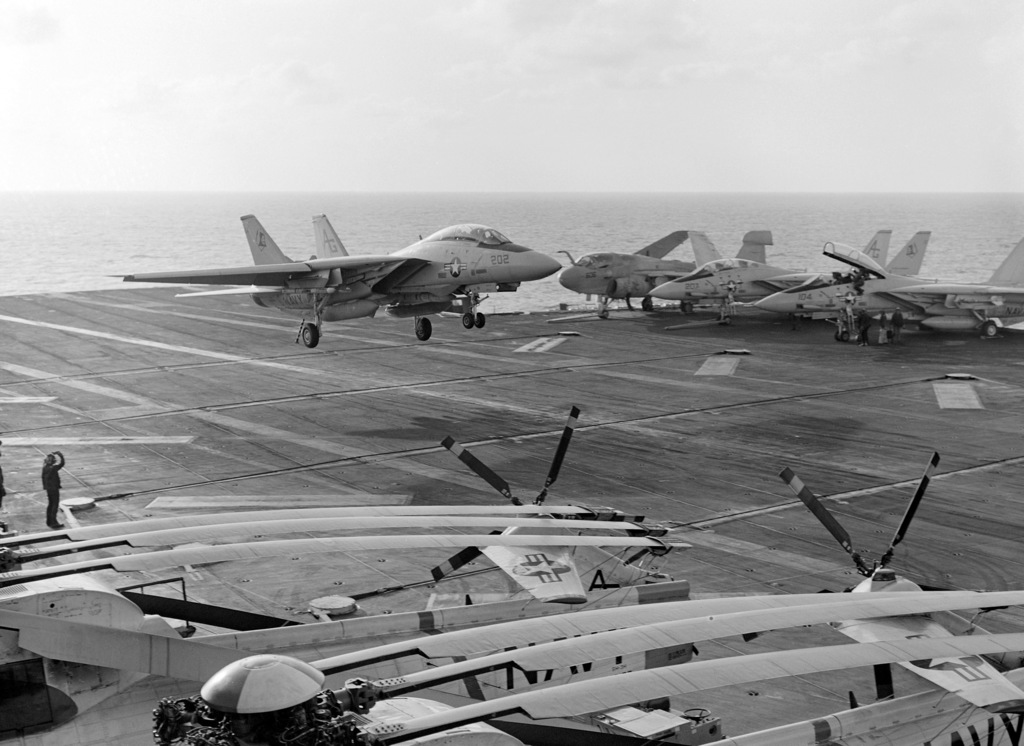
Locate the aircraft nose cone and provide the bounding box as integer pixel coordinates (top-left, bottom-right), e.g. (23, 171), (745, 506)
(649, 279), (685, 300)
(753, 292), (791, 313)
(520, 248), (562, 280)
(558, 265), (584, 291)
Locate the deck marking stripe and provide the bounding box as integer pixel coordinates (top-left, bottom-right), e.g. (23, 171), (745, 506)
(2, 437), (193, 445)
(695, 357), (740, 376)
(0, 315), (323, 375)
(0, 397), (56, 403)
(0, 362), (167, 408)
(933, 382), (983, 409)
(514, 337), (567, 353)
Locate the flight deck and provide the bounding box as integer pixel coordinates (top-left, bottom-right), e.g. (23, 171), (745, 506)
(2, 288), (1024, 744)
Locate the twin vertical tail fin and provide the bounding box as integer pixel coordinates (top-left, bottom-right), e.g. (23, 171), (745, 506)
(313, 214), (349, 258)
(862, 230), (893, 266)
(240, 215), (293, 265)
(987, 236), (1024, 286)
(736, 230), (773, 264)
(885, 231), (930, 276)
(689, 231), (722, 266)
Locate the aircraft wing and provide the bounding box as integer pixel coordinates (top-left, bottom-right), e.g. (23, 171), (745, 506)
(19, 515), (656, 562)
(123, 262), (316, 286)
(123, 255), (421, 288)
(633, 230), (689, 259)
(838, 614), (1024, 712)
(365, 590), (1024, 697)
(1, 534), (670, 584)
(317, 590), (1024, 675)
(892, 282), (1024, 302)
(0, 505), (632, 548)
(0, 608), (244, 680)
(363, 633), (1024, 743)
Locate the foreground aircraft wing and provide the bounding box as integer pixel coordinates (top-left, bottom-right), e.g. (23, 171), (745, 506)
(0, 505), (631, 548)
(316, 590), (1024, 675)
(0, 608), (243, 680)
(838, 613), (1024, 712)
(633, 230), (689, 259)
(364, 633), (1024, 743)
(16, 515), (657, 562)
(0, 534), (670, 584)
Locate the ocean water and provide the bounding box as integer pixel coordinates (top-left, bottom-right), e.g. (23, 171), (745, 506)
(1, 192), (1022, 314)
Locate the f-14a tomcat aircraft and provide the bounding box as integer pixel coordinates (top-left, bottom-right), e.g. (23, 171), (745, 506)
(755, 234), (1024, 337)
(122, 215), (561, 347)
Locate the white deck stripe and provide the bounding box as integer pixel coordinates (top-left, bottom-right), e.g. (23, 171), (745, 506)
(933, 382), (983, 409)
(3, 437), (194, 445)
(0, 314), (323, 375)
(695, 357), (740, 376)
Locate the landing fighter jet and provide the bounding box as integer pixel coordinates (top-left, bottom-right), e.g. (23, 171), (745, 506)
(123, 215), (561, 347)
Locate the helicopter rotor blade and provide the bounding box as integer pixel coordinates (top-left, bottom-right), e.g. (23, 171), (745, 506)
(441, 436), (518, 505)
(780, 466), (872, 576)
(535, 406), (580, 505)
(878, 452), (940, 569)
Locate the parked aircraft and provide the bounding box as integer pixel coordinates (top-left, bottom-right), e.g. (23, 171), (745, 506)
(755, 235), (1024, 336)
(149, 586), (1024, 745)
(122, 215), (561, 347)
(781, 452), (1024, 712)
(650, 231), (930, 322)
(0, 503), (685, 743)
(556, 230), (722, 317)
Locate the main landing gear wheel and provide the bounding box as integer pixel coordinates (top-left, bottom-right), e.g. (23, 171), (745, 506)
(981, 320), (999, 338)
(680, 301), (693, 314)
(838, 330), (850, 342)
(415, 317), (432, 341)
(641, 296), (654, 312)
(598, 308), (609, 319)
(462, 312), (475, 329)
(299, 322), (320, 348)
(474, 312), (486, 328)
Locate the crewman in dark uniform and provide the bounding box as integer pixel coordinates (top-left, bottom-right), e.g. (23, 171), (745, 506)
(0, 440), (6, 511)
(41, 451), (65, 529)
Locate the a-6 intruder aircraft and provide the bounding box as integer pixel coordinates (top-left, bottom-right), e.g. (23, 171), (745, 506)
(122, 214), (561, 347)
(556, 230), (722, 317)
(755, 235), (1024, 337)
(649, 231), (930, 322)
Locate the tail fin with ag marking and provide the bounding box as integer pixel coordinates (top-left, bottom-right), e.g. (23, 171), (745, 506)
(862, 230), (893, 266)
(240, 215), (293, 265)
(313, 214), (349, 258)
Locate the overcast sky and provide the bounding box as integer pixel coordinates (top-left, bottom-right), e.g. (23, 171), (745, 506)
(2, 0), (1021, 192)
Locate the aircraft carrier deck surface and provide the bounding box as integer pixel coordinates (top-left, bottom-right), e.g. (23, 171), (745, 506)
(2, 288), (1024, 743)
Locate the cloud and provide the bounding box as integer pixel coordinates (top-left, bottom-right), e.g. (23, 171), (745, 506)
(10, 5), (60, 44)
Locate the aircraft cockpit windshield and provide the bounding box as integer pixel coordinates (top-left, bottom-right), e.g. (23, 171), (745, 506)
(703, 258), (759, 272)
(576, 253), (613, 269)
(423, 224), (511, 246)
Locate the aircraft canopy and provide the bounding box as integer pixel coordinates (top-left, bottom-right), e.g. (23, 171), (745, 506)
(422, 224), (511, 246)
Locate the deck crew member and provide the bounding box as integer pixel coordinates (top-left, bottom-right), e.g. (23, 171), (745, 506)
(41, 451), (65, 529)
